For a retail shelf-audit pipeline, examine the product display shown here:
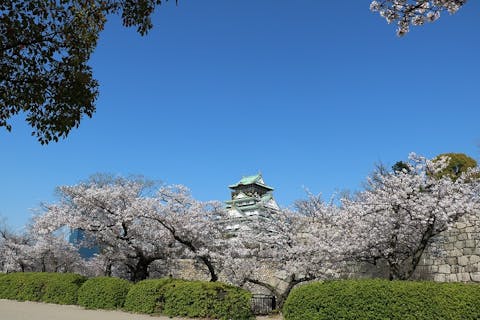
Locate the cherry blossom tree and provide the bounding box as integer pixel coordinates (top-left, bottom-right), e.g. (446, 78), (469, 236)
(223, 199), (343, 308)
(370, 0), (467, 35)
(0, 223), (33, 272)
(32, 175), (230, 282)
(339, 153), (480, 280)
(137, 185), (229, 282)
(33, 175), (175, 281)
(31, 233), (84, 273)
(0, 220), (82, 273)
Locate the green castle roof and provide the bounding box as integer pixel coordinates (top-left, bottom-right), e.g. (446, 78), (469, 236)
(228, 173), (274, 190)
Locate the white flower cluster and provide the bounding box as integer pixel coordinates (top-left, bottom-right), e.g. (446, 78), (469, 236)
(370, 0), (467, 35)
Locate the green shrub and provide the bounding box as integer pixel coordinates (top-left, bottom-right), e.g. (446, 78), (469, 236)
(123, 278), (179, 314)
(0, 272), (86, 304)
(0, 274), (12, 299)
(283, 279), (480, 320)
(0, 273), (39, 300)
(41, 273), (87, 304)
(161, 280), (254, 320)
(78, 277), (132, 309)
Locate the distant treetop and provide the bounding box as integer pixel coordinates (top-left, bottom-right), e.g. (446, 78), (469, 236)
(432, 153), (477, 180)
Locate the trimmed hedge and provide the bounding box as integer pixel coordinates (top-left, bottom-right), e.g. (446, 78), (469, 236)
(283, 279), (480, 320)
(161, 280), (254, 320)
(0, 273), (253, 319)
(0, 272), (86, 304)
(125, 279), (254, 319)
(77, 276), (132, 309)
(123, 278), (179, 314)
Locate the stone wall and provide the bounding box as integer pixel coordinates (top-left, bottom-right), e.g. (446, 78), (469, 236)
(412, 213), (480, 283)
(168, 258), (291, 295)
(340, 214), (480, 283)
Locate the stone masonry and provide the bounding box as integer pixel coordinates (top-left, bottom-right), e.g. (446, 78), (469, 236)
(412, 213), (480, 283)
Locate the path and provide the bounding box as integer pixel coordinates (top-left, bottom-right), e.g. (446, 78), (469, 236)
(0, 299), (282, 320)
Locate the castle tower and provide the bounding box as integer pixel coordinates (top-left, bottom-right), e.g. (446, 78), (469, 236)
(225, 173), (279, 219)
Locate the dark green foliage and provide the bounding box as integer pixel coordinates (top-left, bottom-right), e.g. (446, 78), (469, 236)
(0, 273), (16, 299)
(433, 153), (477, 180)
(41, 273), (87, 304)
(161, 280), (254, 320)
(0, 274), (254, 319)
(77, 277), (132, 309)
(123, 278), (179, 314)
(392, 161), (411, 174)
(124, 279), (253, 319)
(283, 279), (480, 320)
(1, 0), (175, 144)
(0, 272), (86, 304)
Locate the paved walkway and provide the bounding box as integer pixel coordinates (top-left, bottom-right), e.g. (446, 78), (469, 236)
(0, 299), (282, 320)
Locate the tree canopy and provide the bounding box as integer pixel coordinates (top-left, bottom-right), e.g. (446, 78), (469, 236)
(340, 153), (480, 280)
(370, 0), (467, 36)
(1, 0), (172, 144)
(432, 152), (478, 180)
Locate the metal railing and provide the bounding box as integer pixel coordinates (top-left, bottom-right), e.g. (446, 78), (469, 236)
(251, 294), (276, 315)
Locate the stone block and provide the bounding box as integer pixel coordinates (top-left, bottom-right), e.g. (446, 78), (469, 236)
(269, 278), (282, 289)
(434, 274), (446, 282)
(458, 233), (468, 241)
(456, 222), (467, 229)
(458, 256), (469, 266)
(472, 234), (480, 240)
(470, 272), (480, 282)
(446, 258), (457, 265)
(458, 266), (468, 273)
(467, 263), (480, 273)
(446, 274), (458, 282)
(470, 255), (480, 264)
(457, 273), (471, 282)
(444, 243), (454, 250)
(450, 248), (463, 257)
(438, 265), (451, 273)
(448, 230), (459, 237)
(447, 236), (457, 243)
(274, 270), (288, 280)
(465, 240), (475, 248)
(454, 241), (466, 249)
(463, 248), (475, 255)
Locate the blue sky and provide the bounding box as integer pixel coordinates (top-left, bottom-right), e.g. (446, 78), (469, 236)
(1, 0), (479, 230)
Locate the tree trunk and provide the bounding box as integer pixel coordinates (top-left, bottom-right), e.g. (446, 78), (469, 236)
(104, 263), (112, 277)
(130, 256), (152, 282)
(405, 223), (437, 279)
(199, 256), (218, 282)
(388, 263), (403, 280)
(387, 223), (437, 281)
(149, 218), (219, 283)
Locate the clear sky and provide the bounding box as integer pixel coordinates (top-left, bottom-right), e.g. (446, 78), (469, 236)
(1, 0), (479, 230)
